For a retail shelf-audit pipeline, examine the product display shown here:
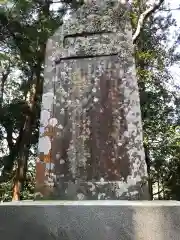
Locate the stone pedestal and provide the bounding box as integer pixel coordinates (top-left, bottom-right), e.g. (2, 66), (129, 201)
(1, 201), (180, 240)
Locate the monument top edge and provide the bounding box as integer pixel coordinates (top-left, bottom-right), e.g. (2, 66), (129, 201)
(1, 201), (180, 206)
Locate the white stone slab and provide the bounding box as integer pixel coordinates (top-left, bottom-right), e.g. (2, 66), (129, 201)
(0, 201), (180, 240)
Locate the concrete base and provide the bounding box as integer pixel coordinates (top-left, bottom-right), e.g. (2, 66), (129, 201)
(0, 201), (180, 240)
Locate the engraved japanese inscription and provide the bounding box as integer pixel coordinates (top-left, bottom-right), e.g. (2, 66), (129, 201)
(35, 0), (149, 200)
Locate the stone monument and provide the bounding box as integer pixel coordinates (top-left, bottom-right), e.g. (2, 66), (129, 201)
(36, 0), (149, 200)
(1, 2), (179, 240)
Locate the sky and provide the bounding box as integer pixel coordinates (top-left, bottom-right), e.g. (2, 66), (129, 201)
(164, 0), (180, 90)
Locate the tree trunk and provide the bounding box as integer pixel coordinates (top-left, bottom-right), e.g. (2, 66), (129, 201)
(0, 66), (10, 105)
(12, 148), (29, 200)
(12, 93), (35, 200)
(11, 45), (47, 201)
(144, 143), (153, 200)
(11, 0), (50, 200)
(157, 173), (160, 199)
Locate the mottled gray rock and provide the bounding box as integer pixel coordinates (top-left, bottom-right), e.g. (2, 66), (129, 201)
(1, 201), (180, 240)
(36, 0), (149, 200)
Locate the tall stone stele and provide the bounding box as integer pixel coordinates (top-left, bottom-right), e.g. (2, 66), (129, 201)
(35, 0), (149, 200)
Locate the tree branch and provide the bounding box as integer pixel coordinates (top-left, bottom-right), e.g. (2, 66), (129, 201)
(153, 188), (164, 196)
(160, 8), (180, 12)
(132, 0), (165, 44)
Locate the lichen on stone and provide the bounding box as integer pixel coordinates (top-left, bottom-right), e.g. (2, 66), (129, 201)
(35, 0), (149, 200)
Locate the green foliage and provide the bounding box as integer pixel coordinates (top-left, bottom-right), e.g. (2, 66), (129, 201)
(131, 0), (180, 200)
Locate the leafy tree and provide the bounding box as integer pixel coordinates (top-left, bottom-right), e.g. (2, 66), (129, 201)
(131, 0), (180, 199)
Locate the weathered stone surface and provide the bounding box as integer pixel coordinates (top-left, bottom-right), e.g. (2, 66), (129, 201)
(36, 0), (149, 200)
(1, 201), (180, 240)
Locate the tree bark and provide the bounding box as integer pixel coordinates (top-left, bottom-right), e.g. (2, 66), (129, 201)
(144, 143), (153, 200)
(132, 0), (165, 43)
